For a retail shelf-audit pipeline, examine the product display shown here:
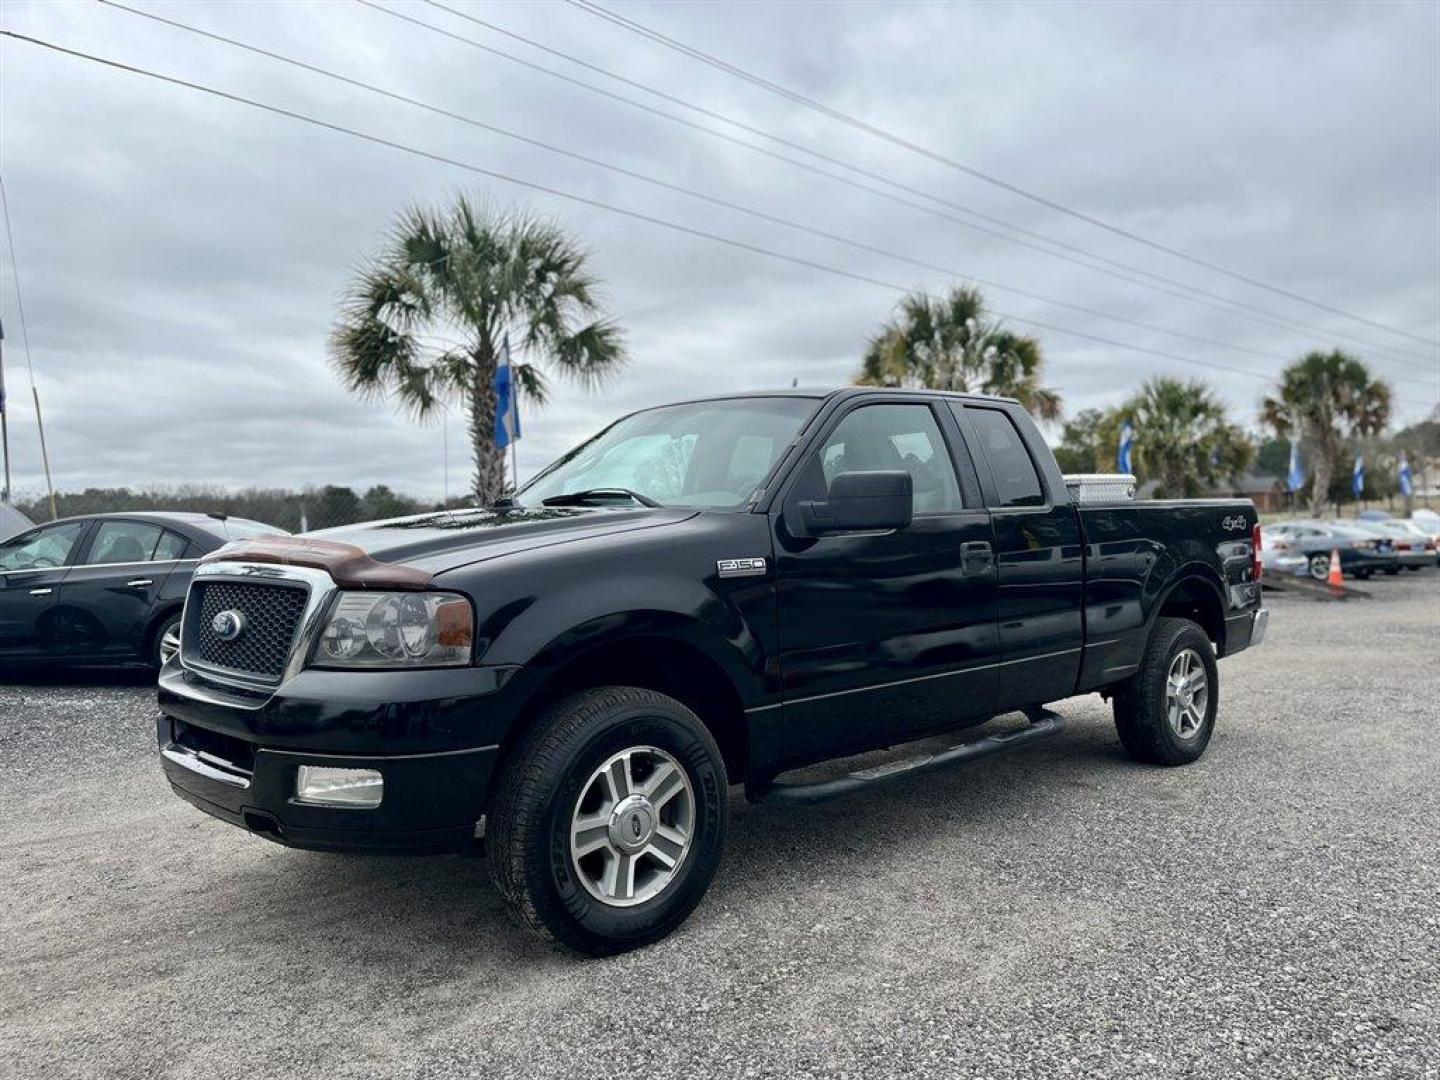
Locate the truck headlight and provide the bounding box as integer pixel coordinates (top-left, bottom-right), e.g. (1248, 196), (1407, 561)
(312, 591), (473, 669)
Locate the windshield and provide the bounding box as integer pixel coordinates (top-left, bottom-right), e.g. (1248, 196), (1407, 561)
(518, 397), (818, 509)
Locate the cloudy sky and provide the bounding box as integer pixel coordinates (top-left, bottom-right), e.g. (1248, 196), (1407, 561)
(1, 0), (1437, 502)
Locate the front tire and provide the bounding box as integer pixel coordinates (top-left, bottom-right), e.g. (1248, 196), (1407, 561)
(487, 687), (728, 955)
(150, 612), (182, 670)
(1113, 617), (1219, 766)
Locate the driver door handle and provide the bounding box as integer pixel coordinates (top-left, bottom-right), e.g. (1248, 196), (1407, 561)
(960, 541), (994, 576)
(29, 588), (53, 596)
(126, 579), (154, 587)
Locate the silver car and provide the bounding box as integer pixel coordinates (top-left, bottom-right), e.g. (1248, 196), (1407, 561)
(1263, 520), (1400, 580)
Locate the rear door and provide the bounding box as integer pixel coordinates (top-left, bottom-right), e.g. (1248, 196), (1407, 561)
(0, 521), (91, 660)
(55, 520), (188, 660)
(952, 403), (1085, 711)
(773, 397), (999, 764)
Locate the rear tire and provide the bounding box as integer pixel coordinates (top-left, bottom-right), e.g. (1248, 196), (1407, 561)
(1113, 617), (1218, 767)
(487, 687), (728, 955)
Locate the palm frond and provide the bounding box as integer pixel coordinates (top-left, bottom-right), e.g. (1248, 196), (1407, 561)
(330, 194), (626, 503)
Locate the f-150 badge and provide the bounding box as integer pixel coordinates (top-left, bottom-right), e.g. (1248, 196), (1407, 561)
(717, 557), (768, 579)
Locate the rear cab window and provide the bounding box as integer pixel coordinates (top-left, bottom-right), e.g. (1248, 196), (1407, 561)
(957, 406), (1046, 508)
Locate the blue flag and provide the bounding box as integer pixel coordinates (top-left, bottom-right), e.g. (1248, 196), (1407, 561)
(1398, 451), (1413, 497)
(1352, 454), (1364, 498)
(494, 334), (521, 451)
(1287, 442), (1305, 493)
(1117, 420), (1134, 474)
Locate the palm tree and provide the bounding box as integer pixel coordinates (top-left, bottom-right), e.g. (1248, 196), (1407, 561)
(1111, 377), (1253, 498)
(855, 285), (1062, 420)
(1259, 350), (1391, 516)
(330, 196), (626, 504)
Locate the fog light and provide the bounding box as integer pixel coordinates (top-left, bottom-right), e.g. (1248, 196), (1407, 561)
(294, 765), (383, 808)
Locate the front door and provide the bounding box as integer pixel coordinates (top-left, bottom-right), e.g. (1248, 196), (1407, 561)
(773, 399), (999, 767)
(0, 521), (91, 660)
(55, 519), (187, 659)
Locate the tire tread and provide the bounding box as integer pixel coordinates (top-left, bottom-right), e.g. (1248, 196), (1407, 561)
(487, 686), (724, 953)
(1113, 617), (1216, 767)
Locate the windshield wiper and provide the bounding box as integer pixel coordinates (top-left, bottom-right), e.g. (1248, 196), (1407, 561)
(541, 488), (663, 508)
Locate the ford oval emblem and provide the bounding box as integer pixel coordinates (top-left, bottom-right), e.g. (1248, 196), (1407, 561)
(211, 609), (247, 642)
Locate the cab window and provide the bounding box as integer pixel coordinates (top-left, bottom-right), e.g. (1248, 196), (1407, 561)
(962, 406), (1045, 508)
(798, 403), (963, 515)
(0, 522), (88, 572)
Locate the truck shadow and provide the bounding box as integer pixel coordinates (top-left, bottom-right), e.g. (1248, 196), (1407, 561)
(222, 708), (1134, 968)
(0, 665), (156, 688)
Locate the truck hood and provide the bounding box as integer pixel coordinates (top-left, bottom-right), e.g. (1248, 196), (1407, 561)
(302, 505), (697, 577)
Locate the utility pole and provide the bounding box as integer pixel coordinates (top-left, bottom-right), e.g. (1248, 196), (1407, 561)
(33, 384), (55, 520)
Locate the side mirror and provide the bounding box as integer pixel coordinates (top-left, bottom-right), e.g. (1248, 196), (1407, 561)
(800, 470), (913, 534)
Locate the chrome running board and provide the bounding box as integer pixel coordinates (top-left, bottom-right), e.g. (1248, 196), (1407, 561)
(756, 707), (1065, 806)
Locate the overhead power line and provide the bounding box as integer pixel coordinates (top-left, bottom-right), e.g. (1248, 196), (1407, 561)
(565, 0), (1440, 351)
(386, 0), (1434, 372)
(6, 29), (1354, 398)
(96, 0), (1381, 382)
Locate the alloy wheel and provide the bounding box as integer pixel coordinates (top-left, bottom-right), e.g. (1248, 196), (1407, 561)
(1165, 648), (1209, 739)
(569, 745), (695, 908)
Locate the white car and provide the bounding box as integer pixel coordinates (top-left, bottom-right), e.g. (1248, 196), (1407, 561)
(1258, 525), (1310, 577)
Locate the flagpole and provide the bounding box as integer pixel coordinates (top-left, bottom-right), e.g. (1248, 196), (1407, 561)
(0, 317), (10, 503)
(510, 426), (519, 493)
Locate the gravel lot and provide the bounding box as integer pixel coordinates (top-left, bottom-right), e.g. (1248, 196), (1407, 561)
(2, 572), (1437, 1080)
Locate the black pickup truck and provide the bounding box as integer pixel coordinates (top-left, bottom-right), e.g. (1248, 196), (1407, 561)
(157, 388), (1267, 953)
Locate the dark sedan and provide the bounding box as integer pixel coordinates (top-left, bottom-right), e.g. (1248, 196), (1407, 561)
(0, 512), (285, 671)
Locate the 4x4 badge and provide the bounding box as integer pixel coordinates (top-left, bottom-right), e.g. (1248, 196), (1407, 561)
(717, 557), (767, 579)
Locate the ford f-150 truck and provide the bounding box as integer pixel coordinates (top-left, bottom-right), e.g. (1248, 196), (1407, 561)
(157, 388), (1267, 954)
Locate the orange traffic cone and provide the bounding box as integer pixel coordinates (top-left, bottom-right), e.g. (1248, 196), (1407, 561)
(1327, 548), (1344, 591)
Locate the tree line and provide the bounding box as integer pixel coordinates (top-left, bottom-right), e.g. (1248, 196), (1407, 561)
(11, 484), (451, 532)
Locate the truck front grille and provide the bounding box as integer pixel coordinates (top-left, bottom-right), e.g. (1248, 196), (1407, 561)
(185, 580), (309, 685)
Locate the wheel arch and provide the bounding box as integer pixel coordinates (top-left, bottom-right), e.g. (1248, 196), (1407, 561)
(1149, 566), (1228, 654)
(492, 612), (757, 794)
